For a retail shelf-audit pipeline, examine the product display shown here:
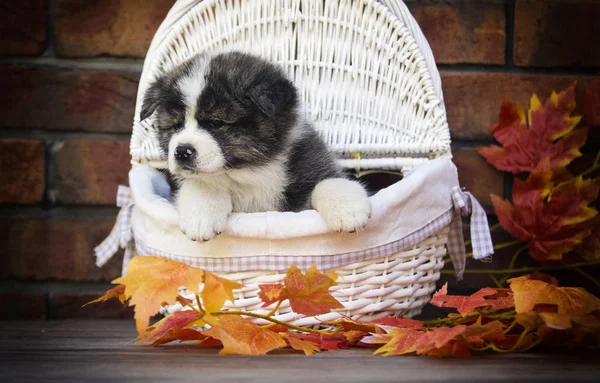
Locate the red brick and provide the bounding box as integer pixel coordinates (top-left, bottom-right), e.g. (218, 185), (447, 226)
(0, 139), (45, 204)
(453, 149), (504, 214)
(406, 0), (506, 64)
(0, 292), (47, 320)
(54, 0), (176, 58)
(0, 214), (124, 281)
(53, 292), (133, 319)
(0, 67), (138, 133)
(0, 0), (48, 56)
(514, 0), (600, 68)
(55, 140), (130, 205)
(442, 72), (594, 140)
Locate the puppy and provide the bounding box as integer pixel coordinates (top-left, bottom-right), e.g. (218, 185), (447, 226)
(140, 51), (371, 241)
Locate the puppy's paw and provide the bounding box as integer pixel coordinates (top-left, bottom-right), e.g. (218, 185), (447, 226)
(176, 179), (232, 242)
(179, 208), (228, 242)
(311, 178), (372, 233)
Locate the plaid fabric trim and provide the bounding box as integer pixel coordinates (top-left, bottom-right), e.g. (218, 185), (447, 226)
(133, 210), (454, 273)
(447, 186), (494, 279)
(94, 186), (134, 268)
(96, 185), (493, 278)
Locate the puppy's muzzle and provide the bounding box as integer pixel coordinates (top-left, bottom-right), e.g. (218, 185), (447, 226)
(175, 144), (196, 166)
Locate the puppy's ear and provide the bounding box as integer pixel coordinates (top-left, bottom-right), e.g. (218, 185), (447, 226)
(140, 80), (163, 121)
(247, 78), (295, 118)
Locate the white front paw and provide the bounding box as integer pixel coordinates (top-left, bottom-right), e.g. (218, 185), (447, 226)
(312, 178), (372, 233)
(176, 179), (232, 242)
(179, 208), (228, 241)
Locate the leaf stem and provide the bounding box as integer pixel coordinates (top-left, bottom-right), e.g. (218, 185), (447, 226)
(440, 260), (600, 275)
(489, 275), (504, 288)
(573, 267), (600, 290)
(266, 300), (283, 318)
(212, 310), (332, 335)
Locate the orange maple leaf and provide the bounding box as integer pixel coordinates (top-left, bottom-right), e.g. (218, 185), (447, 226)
(201, 316), (286, 355)
(509, 277), (600, 321)
(477, 86), (587, 174)
(324, 318), (383, 334)
(112, 256), (205, 336)
(285, 332), (349, 351)
(371, 317), (424, 329)
(282, 333), (320, 355)
(492, 160), (600, 261)
(201, 271), (242, 314)
(83, 285), (126, 306)
(284, 265), (343, 316)
(430, 283), (514, 314)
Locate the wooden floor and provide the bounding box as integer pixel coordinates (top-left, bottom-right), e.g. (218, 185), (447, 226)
(0, 320), (597, 383)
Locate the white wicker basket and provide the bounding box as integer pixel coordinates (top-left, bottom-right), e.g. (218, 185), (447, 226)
(96, 0), (494, 326)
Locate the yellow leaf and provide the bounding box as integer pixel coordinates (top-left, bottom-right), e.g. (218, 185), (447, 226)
(112, 256), (205, 336)
(201, 271), (242, 314)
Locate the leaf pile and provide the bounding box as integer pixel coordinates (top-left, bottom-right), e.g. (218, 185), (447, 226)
(87, 256), (600, 356)
(478, 84), (600, 264)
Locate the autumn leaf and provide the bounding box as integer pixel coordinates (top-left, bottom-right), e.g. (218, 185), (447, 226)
(112, 256), (205, 336)
(149, 328), (219, 347)
(371, 317), (424, 329)
(284, 265), (343, 316)
(282, 333), (320, 355)
(430, 283), (514, 314)
(343, 330), (371, 345)
(258, 283), (286, 307)
(324, 318), (382, 334)
(584, 76), (600, 126)
(509, 277), (600, 317)
(492, 161), (600, 261)
(286, 332), (349, 351)
(375, 326), (470, 357)
(477, 86), (587, 174)
(576, 217), (600, 261)
(201, 271), (242, 314)
(139, 310), (200, 342)
(84, 285), (126, 306)
(202, 316), (286, 355)
(373, 328), (421, 356)
(463, 319), (506, 347)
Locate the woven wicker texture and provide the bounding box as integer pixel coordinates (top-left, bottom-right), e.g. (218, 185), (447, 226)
(162, 226), (448, 325)
(129, 0), (455, 323)
(131, 0), (451, 173)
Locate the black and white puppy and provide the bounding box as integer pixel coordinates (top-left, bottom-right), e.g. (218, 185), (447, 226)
(140, 51), (371, 241)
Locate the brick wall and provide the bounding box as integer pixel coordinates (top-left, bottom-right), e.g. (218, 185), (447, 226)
(1, 0), (598, 320)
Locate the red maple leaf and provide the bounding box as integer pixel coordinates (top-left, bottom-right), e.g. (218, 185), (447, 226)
(430, 283), (514, 314)
(492, 160), (600, 261)
(477, 86), (587, 174)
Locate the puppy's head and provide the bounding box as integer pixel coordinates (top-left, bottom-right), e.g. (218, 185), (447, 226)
(140, 52), (298, 177)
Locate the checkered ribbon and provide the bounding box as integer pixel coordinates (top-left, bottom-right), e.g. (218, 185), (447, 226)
(448, 186), (494, 279)
(94, 186), (135, 269)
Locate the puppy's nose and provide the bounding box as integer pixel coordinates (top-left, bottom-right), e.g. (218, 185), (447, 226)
(175, 144), (196, 162)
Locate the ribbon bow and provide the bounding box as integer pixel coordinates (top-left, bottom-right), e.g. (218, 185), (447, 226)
(94, 186), (135, 273)
(447, 186), (494, 279)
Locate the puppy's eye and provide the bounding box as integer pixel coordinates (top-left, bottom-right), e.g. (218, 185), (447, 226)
(172, 123), (183, 132)
(208, 120), (223, 129)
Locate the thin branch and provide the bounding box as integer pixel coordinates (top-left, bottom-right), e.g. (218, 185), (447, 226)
(212, 310), (334, 335)
(440, 260), (600, 275)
